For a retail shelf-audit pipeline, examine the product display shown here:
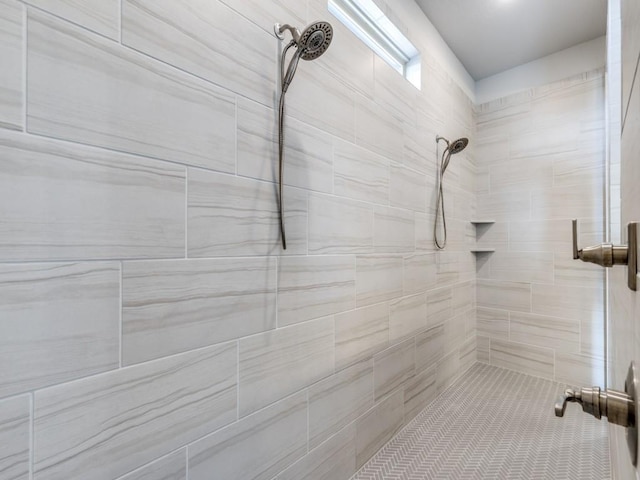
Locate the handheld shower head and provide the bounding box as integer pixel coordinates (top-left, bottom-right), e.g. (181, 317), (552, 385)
(299, 22), (333, 60)
(449, 137), (469, 155)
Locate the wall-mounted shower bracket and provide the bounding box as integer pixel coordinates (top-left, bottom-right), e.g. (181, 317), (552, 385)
(572, 219), (637, 291)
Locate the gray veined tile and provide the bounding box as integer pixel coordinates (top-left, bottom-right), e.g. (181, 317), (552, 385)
(188, 168), (307, 256)
(374, 205), (415, 253)
(355, 96), (403, 161)
(217, 0), (306, 36)
(0, 262), (119, 399)
(404, 364), (437, 422)
(24, 0), (118, 39)
(403, 253), (437, 295)
(308, 193), (374, 254)
(188, 392), (307, 480)
(0, 395), (30, 480)
(238, 316), (334, 416)
(122, 257), (277, 365)
(27, 11), (236, 173)
(427, 287), (453, 326)
(334, 139), (390, 204)
(0, 0), (23, 131)
(356, 255), (403, 307)
(0, 129), (185, 261)
(389, 293), (428, 344)
(276, 424), (357, 480)
(490, 339), (554, 379)
(122, 0), (275, 106)
(389, 163), (427, 212)
(531, 283), (604, 322)
(477, 279), (531, 313)
(510, 311), (580, 352)
(477, 307), (509, 340)
(278, 256), (356, 327)
(452, 281), (474, 316)
(116, 450), (186, 480)
(334, 304), (389, 372)
(33, 344), (238, 480)
(373, 338), (415, 401)
(308, 360), (373, 449)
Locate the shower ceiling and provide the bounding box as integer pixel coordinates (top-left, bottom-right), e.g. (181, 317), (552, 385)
(414, 0), (607, 80)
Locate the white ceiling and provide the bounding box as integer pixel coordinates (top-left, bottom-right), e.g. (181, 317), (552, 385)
(414, 0), (607, 81)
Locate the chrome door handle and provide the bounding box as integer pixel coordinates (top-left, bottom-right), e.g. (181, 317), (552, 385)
(572, 219), (638, 291)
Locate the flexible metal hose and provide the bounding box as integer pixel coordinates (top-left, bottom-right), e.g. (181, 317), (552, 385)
(434, 148), (452, 249)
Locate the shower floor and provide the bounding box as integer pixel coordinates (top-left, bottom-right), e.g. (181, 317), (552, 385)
(352, 363), (610, 480)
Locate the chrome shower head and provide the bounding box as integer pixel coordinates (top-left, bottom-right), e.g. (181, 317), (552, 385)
(298, 21), (333, 60)
(449, 137), (469, 155)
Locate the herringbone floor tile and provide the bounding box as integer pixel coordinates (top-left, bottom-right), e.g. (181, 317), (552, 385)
(352, 364), (610, 479)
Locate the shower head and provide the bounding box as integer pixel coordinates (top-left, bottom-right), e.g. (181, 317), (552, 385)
(449, 137), (468, 155)
(275, 21), (333, 61)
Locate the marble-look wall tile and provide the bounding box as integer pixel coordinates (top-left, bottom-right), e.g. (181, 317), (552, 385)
(476, 307), (509, 340)
(356, 255), (403, 307)
(490, 339), (554, 379)
(374, 206), (415, 253)
(373, 339), (415, 401)
(116, 450), (186, 480)
(373, 56), (418, 125)
(0, 130), (185, 261)
(238, 317), (334, 416)
(28, 11), (236, 173)
(24, 0), (118, 39)
(334, 140), (389, 204)
(122, 0), (275, 106)
(555, 352), (605, 386)
(0, 395), (30, 480)
(335, 304), (389, 372)
(488, 157), (553, 193)
(389, 163), (427, 212)
(488, 251), (554, 284)
(414, 212), (436, 251)
(188, 169), (307, 256)
(477, 336), (491, 363)
(122, 258), (277, 365)
(476, 279), (531, 313)
(389, 294), (428, 344)
(452, 281), (474, 316)
(476, 191), (531, 222)
(355, 96), (403, 161)
(0, 262), (119, 399)
(426, 287), (453, 326)
(308, 360), (373, 449)
(188, 392), (307, 480)
(531, 283), (604, 322)
(403, 253), (437, 295)
(309, 193), (373, 254)
(0, 0), (23, 131)
(276, 424), (356, 480)
(415, 324), (445, 372)
(403, 365), (437, 422)
(33, 344), (238, 480)
(510, 311), (579, 352)
(355, 389), (404, 468)
(236, 98), (334, 194)
(531, 185), (604, 220)
(218, 0), (305, 34)
(553, 252), (605, 288)
(278, 256), (355, 327)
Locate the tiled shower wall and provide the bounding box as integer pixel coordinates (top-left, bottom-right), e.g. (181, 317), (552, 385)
(0, 0), (476, 479)
(474, 69), (606, 386)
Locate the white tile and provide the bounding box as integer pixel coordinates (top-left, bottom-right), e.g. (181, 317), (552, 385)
(335, 304), (389, 372)
(374, 206), (415, 253)
(122, 0), (275, 106)
(0, 262), (119, 398)
(477, 279), (531, 313)
(389, 294), (428, 344)
(0, 0), (23, 131)
(476, 307), (509, 340)
(278, 256), (355, 327)
(510, 311), (580, 352)
(28, 11), (236, 172)
(427, 287), (453, 326)
(24, 0), (118, 39)
(356, 255), (403, 307)
(116, 450), (186, 480)
(490, 339), (554, 379)
(532, 283), (604, 322)
(33, 344), (237, 480)
(188, 392), (307, 480)
(374, 339), (415, 401)
(389, 163), (427, 212)
(488, 251), (554, 284)
(0, 130), (185, 261)
(334, 140), (389, 204)
(415, 324), (444, 372)
(122, 258), (277, 365)
(404, 365), (437, 422)
(0, 395), (30, 480)
(355, 96), (403, 161)
(238, 317), (334, 416)
(218, 0), (305, 34)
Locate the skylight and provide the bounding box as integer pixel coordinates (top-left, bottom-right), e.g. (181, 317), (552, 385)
(328, 0), (421, 89)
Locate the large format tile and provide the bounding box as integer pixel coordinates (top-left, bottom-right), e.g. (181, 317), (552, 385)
(374, 339), (415, 401)
(477, 279), (531, 313)
(334, 140), (389, 204)
(510, 311), (580, 352)
(122, 0), (275, 106)
(356, 255), (403, 307)
(308, 193), (373, 254)
(476, 307), (509, 340)
(404, 365), (437, 422)
(308, 360), (373, 449)
(28, 11), (236, 172)
(415, 324), (445, 372)
(403, 253), (437, 295)
(238, 317), (334, 416)
(122, 258), (277, 365)
(335, 304), (389, 372)
(426, 287), (453, 326)
(355, 389), (404, 468)
(116, 450), (186, 480)
(188, 393), (307, 480)
(218, 0), (305, 36)
(488, 251), (554, 284)
(278, 256), (355, 327)
(276, 424), (357, 480)
(188, 169), (307, 256)
(389, 163), (427, 212)
(33, 344), (238, 480)
(24, 0), (118, 39)
(0, 0), (23, 131)
(490, 339), (554, 379)
(0, 130), (185, 261)
(0, 262), (119, 398)
(389, 294), (428, 344)
(355, 96), (403, 161)
(0, 395), (30, 480)
(532, 283), (604, 322)
(374, 206), (415, 253)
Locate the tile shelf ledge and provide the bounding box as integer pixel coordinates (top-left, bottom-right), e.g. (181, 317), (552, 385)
(471, 248), (496, 253)
(469, 220), (496, 224)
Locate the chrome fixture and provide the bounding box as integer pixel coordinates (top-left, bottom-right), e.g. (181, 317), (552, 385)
(434, 136), (469, 249)
(572, 219), (638, 291)
(555, 362), (638, 465)
(274, 21), (333, 249)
